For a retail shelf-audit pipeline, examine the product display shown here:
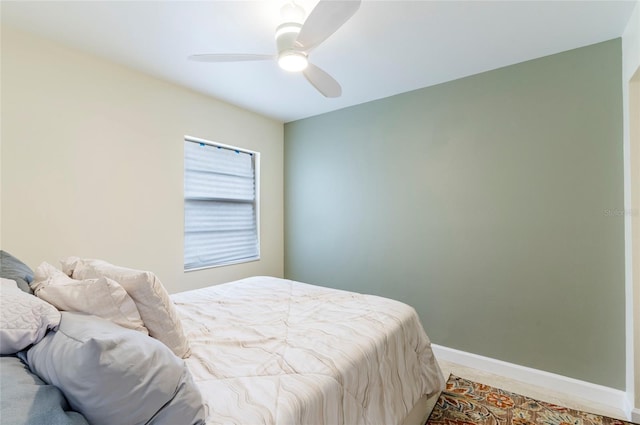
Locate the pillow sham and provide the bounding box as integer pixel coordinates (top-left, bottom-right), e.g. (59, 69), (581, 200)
(24, 312), (205, 425)
(1, 354), (89, 425)
(0, 278), (60, 354)
(61, 257), (190, 358)
(32, 262), (148, 335)
(1, 250), (34, 294)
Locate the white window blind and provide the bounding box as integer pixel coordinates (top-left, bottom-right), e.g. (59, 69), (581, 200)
(184, 138), (259, 270)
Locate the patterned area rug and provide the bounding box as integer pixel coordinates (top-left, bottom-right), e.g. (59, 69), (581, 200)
(426, 375), (637, 425)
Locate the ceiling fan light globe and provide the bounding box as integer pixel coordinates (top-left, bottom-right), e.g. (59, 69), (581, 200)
(278, 51), (308, 72)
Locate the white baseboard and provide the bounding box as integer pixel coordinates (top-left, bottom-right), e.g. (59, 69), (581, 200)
(431, 344), (633, 420)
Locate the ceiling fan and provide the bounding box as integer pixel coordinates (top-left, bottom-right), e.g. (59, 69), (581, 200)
(188, 0), (362, 98)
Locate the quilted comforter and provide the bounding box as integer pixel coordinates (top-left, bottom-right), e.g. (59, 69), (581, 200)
(172, 276), (445, 425)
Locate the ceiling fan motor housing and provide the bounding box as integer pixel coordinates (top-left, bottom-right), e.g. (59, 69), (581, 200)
(275, 22), (308, 72)
(275, 22), (302, 54)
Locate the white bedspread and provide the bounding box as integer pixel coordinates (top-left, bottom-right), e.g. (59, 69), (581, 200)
(172, 276), (445, 425)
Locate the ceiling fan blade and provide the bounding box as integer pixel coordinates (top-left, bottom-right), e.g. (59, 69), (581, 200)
(296, 0), (361, 51)
(303, 63), (342, 98)
(188, 54), (274, 63)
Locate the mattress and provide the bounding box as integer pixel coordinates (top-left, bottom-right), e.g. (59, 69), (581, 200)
(172, 276), (445, 425)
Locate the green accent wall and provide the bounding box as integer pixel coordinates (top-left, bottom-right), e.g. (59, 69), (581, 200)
(284, 39), (625, 389)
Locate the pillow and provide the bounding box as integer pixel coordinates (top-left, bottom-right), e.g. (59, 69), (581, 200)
(24, 312), (206, 425)
(1, 250), (34, 294)
(32, 262), (148, 335)
(0, 278), (60, 354)
(61, 257), (191, 358)
(1, 354), (89, 425)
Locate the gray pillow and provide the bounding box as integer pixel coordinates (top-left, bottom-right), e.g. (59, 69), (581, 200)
(1, 354), (89, 425)
(0, 250), (34, 294)
(25, 312), (206, 425)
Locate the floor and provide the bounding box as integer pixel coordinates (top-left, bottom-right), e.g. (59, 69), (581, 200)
(426, 359), (629, 422)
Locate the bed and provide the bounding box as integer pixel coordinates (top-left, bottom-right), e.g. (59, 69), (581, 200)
(0, 251), (445, 425)
(173, 276), (445, 425)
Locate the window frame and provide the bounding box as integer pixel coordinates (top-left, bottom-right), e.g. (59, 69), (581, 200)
(183, 135), (261, 271)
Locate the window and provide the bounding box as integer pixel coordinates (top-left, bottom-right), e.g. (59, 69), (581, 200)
(184, 137), (260, 270)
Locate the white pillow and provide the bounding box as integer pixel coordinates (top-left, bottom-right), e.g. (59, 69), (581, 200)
(32, 262), (148, 335)
(0, 278), (60, 354)
(61, 257), (191, 358)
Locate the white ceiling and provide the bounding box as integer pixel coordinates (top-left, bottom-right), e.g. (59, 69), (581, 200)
(1, 1), (636, 123)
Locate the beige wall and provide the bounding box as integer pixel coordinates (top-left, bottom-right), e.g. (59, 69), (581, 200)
(622, 0), (640, 418)
(631, 70), (640, 418)
(0, 27), (284, 293)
